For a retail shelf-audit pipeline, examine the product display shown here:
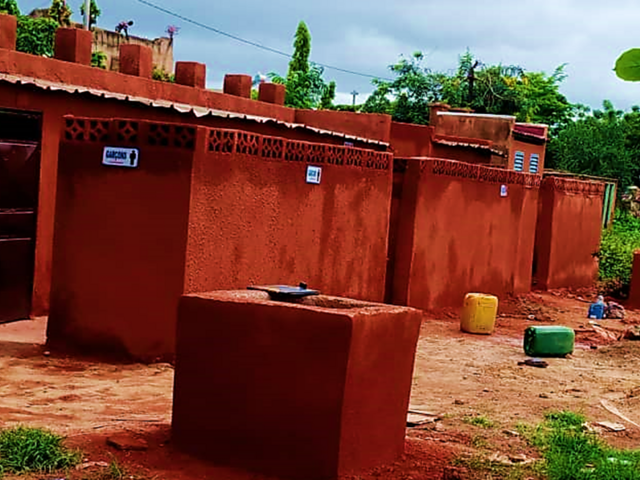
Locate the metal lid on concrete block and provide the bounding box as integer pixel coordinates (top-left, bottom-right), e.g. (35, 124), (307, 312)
(247, 283), (319, 300)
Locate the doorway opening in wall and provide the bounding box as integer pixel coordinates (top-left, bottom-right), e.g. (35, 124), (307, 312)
(0, 108), (42, 324)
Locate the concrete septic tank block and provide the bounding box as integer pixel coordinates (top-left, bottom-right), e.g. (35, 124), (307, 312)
(54, 28), (92, 65)
(0, 13), (17, 50)
(172, 291), (422, 480)
(258, 82), (286, 105)
(175, 61), (206, 88)
(119, 44), (153, 78)
(628, 251), (640, 310)
(223, 74), (252, 98)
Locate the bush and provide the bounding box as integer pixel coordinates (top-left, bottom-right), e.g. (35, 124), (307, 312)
(0, 426), (81, 474)
(152, 66), (175, 83)
(91, 50), (107, 69)
(598, 210), (640, 295)
(16, 16), (58, 57)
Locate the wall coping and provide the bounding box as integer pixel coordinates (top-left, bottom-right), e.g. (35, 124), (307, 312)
(542, 176), (606, 197)
(61, 116), (392, 171)
(3, 72), (387, 146)
(0, 43), (391, 144)
(399, 157), (541, 187)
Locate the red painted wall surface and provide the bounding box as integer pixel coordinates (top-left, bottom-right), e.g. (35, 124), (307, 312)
(48, 118), (392, 359)
(433, 113), (515, 156)
(172, 291), (422, 479)
(0, 82), (383, 317)
(48, 120), (195, 358)
(185, 131), (392, 302)
(295, 109), (392, 144)
(510, 139), (546, 174)
(534, 177), (604, 290)
(0, 47), (296, 122)
(391, 158), (540, 309)
(389, 122), (433, 158)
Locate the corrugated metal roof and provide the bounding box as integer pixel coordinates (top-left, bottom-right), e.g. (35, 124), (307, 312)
(513, 129), (547, 142)
(0, 73), (388, 147)
(432, 137), (505, 157)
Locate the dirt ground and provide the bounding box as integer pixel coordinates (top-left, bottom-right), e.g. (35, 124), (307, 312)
(2, 291), (640, 480)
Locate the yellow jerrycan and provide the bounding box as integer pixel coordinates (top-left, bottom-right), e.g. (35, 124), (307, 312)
(460, 293), (498, 335)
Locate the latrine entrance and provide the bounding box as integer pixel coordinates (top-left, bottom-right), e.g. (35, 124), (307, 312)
(0, 109), (41, 323)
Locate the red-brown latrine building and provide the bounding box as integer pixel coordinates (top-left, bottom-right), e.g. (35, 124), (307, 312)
(0, 15), (610, 358)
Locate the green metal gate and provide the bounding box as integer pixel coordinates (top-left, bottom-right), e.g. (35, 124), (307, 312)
(601, 182), (617, 229)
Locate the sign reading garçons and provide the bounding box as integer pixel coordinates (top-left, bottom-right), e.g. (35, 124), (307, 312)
(102, 147), (139, 168)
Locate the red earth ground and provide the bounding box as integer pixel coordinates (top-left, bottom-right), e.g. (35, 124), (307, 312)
(2, 290), (640, 480)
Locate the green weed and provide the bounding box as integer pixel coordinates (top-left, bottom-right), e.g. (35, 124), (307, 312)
(0, 426), (81, 475)
(456, 410), (640, 479)
(453, 455), (544, 480)
(471, 434), (490, 449)
(463, 415), (497, 429)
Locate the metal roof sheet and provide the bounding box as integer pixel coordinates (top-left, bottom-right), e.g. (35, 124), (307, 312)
(0, 73), (388, 147)
(432, 137), (505, 157)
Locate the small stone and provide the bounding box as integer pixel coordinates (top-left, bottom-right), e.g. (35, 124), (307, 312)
(509, 454), (528, 463)
(454, 399), (465, 405)
(106, 434), (148, 451)
(76, 461), (109, 471)
(503, 429), (520, 437)
(483, 388), (491, 393)
(43, 351), (51, 357)
(539, 393), (550, 399)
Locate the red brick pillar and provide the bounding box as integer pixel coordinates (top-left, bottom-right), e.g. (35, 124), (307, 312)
(223, 74), (252, 98)
(428, 103), (450, 127)
(119, 44), (152, 78)
(175, 62), (206, 88)
(628, 250), (640, 309)
(0, 13), (17, 51)
(258, 83), (286, 105)
(54, 28), (92, 65)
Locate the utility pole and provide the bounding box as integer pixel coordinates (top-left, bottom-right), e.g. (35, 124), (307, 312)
(351, 90), (359, 106)
(84, 0), (91, 29)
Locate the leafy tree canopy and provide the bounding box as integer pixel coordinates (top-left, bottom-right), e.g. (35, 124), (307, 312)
(547, 100), (640, 190)
(80, 0), (101, 28)
(269, 21), (336, 110)
(0, 0), (19, 16)
(363, 50), (575, 128)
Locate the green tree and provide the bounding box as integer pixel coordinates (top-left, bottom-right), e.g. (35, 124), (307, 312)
(0, 0), (20, 16)
(547, 100), (640, 190)
(269, 21), (336, 109)
(47, 0), (71, 26)
(364, 50), (574, 127)
(80, 0), (101, 28)
(16, 15), (58, 56)
(288, 21), (311, 79)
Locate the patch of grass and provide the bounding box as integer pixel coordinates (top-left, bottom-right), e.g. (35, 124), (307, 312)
(471, 434), (490, 450)
(456, 410), (640, 479)
(0, 426), (81, 475)
(453, 455), (544, 480)
(463, 415), (497, 429)
(519, 410), (640, 480)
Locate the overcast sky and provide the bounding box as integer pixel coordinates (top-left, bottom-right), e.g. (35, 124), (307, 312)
(19, 0), (640, 109)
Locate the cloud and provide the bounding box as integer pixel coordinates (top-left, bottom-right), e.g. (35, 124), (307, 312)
(18, 0), (640, 109)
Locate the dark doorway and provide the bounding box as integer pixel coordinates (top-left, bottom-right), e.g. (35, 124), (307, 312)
(0, 109), (41, 324)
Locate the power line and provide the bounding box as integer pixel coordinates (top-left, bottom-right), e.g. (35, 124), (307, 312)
(134, 0), (391, 81)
